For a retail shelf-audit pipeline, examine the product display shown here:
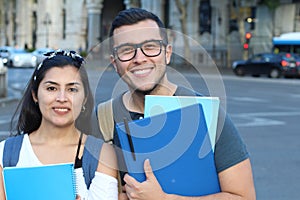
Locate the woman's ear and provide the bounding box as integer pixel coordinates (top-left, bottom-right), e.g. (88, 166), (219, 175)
(83, 97), (87, 106)
(31, 90), (38, 103)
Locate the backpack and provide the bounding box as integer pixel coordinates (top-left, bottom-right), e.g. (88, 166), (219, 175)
(2, 134), (103, 189)
(97, 99), (123, 190)
(97, 99), (114, 143)
(96, 86), (197, 141)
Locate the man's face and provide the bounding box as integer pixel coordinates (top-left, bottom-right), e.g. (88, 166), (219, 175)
(111, 20), (172, 93)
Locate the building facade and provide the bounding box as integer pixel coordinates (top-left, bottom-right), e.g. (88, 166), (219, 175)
(1, 0), (300, 67)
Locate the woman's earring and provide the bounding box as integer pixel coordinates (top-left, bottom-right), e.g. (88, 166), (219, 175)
(81, 105), (86, 113)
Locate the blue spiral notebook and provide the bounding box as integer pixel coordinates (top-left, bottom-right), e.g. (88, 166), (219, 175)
(3, 163), (76, 200)
(116, 103), (220, 196)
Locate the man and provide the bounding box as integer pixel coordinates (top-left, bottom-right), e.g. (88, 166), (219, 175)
(98, 8), (256, 200)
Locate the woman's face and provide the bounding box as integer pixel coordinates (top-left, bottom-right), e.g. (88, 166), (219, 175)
(33, 65), (86, 128)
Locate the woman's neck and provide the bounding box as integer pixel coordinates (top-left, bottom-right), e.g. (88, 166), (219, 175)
(29, 124), (80, 145)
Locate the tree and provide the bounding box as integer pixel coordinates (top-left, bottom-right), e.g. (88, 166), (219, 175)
(259, 0), (280, 37)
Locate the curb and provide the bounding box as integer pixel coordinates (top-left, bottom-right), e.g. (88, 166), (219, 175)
(0, 96), (20, 104)
(0, 86), (22, 104)
(0, 67), (234, 104)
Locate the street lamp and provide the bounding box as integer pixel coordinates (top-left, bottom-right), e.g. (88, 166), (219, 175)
(43, 13), (51, 48)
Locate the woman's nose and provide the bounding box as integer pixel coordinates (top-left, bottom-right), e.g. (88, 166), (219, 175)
(56, 91), (68, 102)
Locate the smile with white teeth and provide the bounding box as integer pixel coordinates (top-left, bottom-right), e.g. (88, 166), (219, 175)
(132, 68), (151, 75)
(54, 108), (69, 112)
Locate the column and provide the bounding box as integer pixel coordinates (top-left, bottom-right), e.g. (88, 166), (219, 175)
(86, 0), (103, 51)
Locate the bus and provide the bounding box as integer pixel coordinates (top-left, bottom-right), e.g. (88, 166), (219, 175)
(272, 32), (300, 54)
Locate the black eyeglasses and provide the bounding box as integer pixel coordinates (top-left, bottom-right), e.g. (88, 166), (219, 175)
(113, 40), (166, 62)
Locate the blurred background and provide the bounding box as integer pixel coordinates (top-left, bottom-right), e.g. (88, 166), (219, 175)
(1, 0), (300, 68)
(1, 1), (300, 199)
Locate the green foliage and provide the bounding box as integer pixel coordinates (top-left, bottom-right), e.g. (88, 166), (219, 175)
(259, 0), (280, 11)
(79, 51), (87, 58)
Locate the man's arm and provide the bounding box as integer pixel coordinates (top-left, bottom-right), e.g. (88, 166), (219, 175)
(124, 159), (256, 200)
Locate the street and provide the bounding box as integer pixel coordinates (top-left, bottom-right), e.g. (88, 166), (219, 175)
(1, 66), (300, 199)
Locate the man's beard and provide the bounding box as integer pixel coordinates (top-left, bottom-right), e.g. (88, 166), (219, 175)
(134, 84), (159, 95)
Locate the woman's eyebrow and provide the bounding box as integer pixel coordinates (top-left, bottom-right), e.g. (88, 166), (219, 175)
(43, 81), (81, 86)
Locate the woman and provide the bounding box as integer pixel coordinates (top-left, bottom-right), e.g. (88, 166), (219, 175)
(0, 50), (118, 199)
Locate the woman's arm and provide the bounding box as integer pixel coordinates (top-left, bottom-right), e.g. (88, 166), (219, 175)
(98, 143), (118, 178)
(87, 143), (119, 200)
(0, 166), (6, 200)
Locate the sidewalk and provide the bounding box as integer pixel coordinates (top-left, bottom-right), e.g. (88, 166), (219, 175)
(0, 66), (234, 104)
(0, 84), (23, 104)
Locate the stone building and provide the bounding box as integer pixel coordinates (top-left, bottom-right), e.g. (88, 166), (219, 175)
(1, 0), (300, 68)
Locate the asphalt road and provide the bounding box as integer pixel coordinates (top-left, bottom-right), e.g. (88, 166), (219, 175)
(1, 66), (300, 199)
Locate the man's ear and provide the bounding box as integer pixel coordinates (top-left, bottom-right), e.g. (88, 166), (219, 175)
(165, 44), (173, 65)
(110, 55), (118, 72)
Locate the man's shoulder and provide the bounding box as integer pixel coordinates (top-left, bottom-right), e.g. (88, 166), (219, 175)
(97, 94), (123, 106)
(175, 86), (203, 96)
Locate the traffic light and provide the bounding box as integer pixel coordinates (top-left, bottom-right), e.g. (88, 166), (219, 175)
(243, 43), (249, 50)
(243, 32), (252, 50)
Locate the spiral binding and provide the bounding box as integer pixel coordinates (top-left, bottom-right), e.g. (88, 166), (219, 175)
(71, 164), (78, 199)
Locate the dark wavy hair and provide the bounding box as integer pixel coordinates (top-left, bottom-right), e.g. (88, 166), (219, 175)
(10, 50), (94, 135)
(109, 8), (168, 51)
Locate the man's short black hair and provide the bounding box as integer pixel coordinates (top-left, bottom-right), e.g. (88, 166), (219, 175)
(109, 8), (168, 50)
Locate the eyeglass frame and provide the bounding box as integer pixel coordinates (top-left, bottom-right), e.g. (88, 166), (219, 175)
(112, 39), (167, 62)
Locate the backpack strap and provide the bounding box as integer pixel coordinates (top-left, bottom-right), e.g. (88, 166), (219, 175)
(97, 99), (124, 192)
(2, 134), (106, 190)
(2, 134), (25, 167)
(82, 135), (103, 189)
(97, 99), (114, 143)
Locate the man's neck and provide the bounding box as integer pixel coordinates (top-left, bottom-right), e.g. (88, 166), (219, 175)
(123, 81), (177, 114)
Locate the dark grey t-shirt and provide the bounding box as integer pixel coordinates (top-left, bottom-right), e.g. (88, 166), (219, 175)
(105, 86), (249, 182)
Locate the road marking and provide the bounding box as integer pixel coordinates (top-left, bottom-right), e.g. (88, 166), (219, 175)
(231, 97), (267, 103)
(0, 115), (11, 125)
(231, 111), (300, 127)
(0, 131), (10, 138)
(290, 94), (300, 98)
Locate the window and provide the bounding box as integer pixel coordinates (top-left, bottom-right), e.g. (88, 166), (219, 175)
(62, 8), (66, 39)
(199, 0), (211, 34)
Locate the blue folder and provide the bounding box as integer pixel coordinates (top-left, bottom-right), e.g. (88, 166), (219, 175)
(144, 95), (220, 152)
(3, 163), (76, 200)
(116, 103), (220, 196)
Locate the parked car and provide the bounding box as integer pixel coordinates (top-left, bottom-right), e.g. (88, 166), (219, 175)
(0, 57), (4, 69)
(0, 46), (10, 66)
(280, 53), (300, 78)
(31, 48), (54, 66)
(232, 53), (300, 78)
(0, 46), (37, 68)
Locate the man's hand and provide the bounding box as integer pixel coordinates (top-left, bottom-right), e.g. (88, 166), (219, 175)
(124, 159), (167, 200)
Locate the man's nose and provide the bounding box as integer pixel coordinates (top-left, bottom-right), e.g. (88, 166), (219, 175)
(133, 48), (147, 62)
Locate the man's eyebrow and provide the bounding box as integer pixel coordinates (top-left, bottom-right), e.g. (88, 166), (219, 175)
(115, 42), (134, 48)
(115, 39), (159, 48)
